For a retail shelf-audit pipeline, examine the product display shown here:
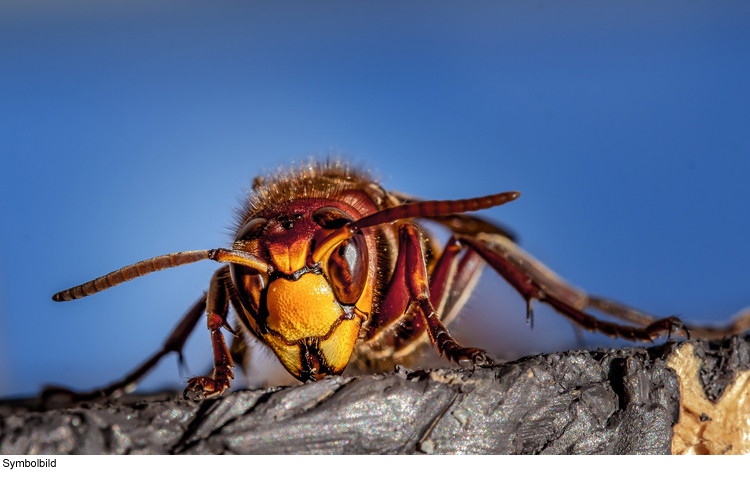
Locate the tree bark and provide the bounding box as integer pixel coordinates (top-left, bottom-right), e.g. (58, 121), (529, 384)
(1, 335), (748, 454)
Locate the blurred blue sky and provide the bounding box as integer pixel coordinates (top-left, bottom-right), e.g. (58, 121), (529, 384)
(1, 1), (749, 398)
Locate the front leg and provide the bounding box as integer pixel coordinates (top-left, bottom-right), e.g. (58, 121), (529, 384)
(400, 224), (491, 366)
(361, 224), (490, 367)
(184, 267), (236, 398)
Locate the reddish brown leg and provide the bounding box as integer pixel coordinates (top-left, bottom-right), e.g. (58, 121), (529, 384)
(587, 288), (750, 339)
(184, 267), (236, 398)
(400, 224), (491, 365)
(431, 237), (485, 326)
(387, 236), (468, 351)
(583, 295), (661, 327)
(363, 227), (489, 366)
(428, 236), (465, 319)
(457, 234), (687, 342)
(684, 309), (750, 340)
(389, 236), (485, 353)
(368, 234), (481, 337)
(42, 294), (207, 404)
(429, 213), (681, 332)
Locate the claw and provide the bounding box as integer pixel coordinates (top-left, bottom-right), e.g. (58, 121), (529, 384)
(472, 350), (494, 367)
(452, 347), (493, 368)
(646, 316), (688, 341)
(183, 384), (206, 400)
(183, 374), (230, 399)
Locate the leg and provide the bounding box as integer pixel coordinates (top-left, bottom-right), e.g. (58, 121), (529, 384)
(42, 293), (207, 404)
(184, 267), (237, 398)
(400, 224), (491, 364)
(364, 233), (483, 358)
(584, 295), (663, 327)
(361, 226), (489, 366)
(457, 233), (687, 341)
(431, 237), (485, 327)
(686, 308), (750, 340)
(428, 211), (683, 331)
(390, 236), (485, 354)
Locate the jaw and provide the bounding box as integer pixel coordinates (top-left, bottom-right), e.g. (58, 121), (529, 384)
(263, 316), (361, 381)
(262, 272), (364, 381)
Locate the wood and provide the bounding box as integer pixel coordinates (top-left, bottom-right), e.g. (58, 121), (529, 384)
(1, 335), (748, 455)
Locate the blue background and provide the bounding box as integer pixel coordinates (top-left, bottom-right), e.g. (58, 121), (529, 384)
(1, 1), (749, 398)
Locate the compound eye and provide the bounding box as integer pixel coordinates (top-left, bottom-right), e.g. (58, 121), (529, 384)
(313, 207), (352, 230)
(236, 218), (268, 241)
(327, 232), (368, 305)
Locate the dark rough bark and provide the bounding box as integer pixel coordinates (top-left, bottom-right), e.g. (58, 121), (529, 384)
(694, 336), (750, 402)
(1, 336), (747, 455)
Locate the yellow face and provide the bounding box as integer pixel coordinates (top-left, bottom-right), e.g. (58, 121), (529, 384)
(263, 274), (364, 379)
(230, 200), (375, 381)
